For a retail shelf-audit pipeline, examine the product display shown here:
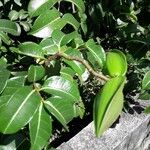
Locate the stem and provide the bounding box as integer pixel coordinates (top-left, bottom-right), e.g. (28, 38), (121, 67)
(72, 3), (76, 13)
(47, 52), (109, 81)
(33, 83), (44, 102)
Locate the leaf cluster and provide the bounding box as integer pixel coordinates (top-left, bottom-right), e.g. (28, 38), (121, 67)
(0, 0), (149, 149)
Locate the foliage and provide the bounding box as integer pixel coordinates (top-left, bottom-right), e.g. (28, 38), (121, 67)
(140, 70), (150, 113)
(85, 0), (150, 109)
(0, 0), (148, 149)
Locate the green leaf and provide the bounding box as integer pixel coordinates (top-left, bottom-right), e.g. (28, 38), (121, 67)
(11, 71), (28, 77)
(30, 102), (52, 150)
(74, 100), (85, 119)
(51, 30), (65, 48)
(41, 76), (81, 102)
(142, 70), (150, 90)
(60, 67), (75, 82)
(144, 106), (150, 114)
(73, 37), (84, 48)
(29, 9), (66, 38)
(51, 30), (80, 48)
(62, 13), (80, 30)
(20, 22), (31, 32)
(0, 57), (7, 68)
(0, 95), (12, 109)
(28, 0), (85, 17)
(2, 76), (25, 95)
(14, 0), (22, 6)
(93, 76), (125, 137)
(85, 39), (106, 68)
(63, 48), (85, 77)
(40, 37), (58, 55)
(28, 0), (59, 17)
(80, 13), (87, 34)
(8, 10), (19, 21)
(106, 50), (127, 77)
(18, 10), (28, 20)
(0, 86), (41, 134)
(15, 42), (45, 59)
(139, 91), (150, 100)
(44, 97), (75, 130)
(0, 31), (11, 45)
(0, 68), (10, 94)
(0, 19), (20, 36)
(86, 51), (99, 70)
(61, 31), (80, 46)
(28, 65), (45, 82)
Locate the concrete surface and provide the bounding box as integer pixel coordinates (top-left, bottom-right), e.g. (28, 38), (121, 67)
(57, 100), (150, 150)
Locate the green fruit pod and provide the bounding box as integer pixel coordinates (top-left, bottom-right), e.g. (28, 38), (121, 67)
(106, 50), (127, 77)
(93, 76), (126, 137)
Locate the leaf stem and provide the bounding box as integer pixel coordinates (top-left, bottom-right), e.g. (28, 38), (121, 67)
(33, 83), (44, 102)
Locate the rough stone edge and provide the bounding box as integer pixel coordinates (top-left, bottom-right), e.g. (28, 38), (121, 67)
(57, 100), (150, 150)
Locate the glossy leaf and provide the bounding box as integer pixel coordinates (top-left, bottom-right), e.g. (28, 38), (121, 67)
(60, 67), (75, 82)
(20, 21), (31, 32)
(0, 19), (20, 36)
(62, 13), (80, 30)
(142, 70), (150, 90)
(18, 10), (28, 20)
(41, 76), (81, 102)
(16, 42), (45, 59)
(28, 0), (59, 17)
(0, 68), (10, 94)
(30, 102), (52, 150)
(86, 39), (106, 68)
(0, 95), (12, 109)
(28, 0), (85, 17)
(106, 50), (127, 77)
(14, 0), (22, 6)
(28, 65), (45, 82)
(73, 37), (84, 48)
(40, 37), (58, 55)
(29, 9), (66, 38)
(94, 76), (125, 137)
(0, 57), (7, 68)
(0, 31), (11, 45)
(2, 76), (25, 95)
(51, 30), (65, 48)
(87, 51), (100, 70)
(51, 30), (80, 48)
(44, 97), (75, 130)
(0, 87), (41, 134)
(8, 10), (19, 21)
(60, 31), (80, 46)
(63, 48), (85, 77)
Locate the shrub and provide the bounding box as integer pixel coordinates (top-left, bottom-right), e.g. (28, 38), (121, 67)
(0, 0), (149, 149)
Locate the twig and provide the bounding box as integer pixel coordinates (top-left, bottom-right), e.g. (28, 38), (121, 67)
(47, 52), (110, 81)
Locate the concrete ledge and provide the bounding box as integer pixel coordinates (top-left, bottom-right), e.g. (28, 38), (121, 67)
(57, 101), (150, 150)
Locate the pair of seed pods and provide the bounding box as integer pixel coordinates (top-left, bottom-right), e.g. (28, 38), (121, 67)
(94, 50), (127, 137)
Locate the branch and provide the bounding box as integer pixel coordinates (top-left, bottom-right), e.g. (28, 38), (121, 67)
(56, 52), (110, 81)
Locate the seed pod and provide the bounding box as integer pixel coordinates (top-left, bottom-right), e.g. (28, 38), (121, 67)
(106, 50), (127, 77)
(93, 76), (126, 137)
